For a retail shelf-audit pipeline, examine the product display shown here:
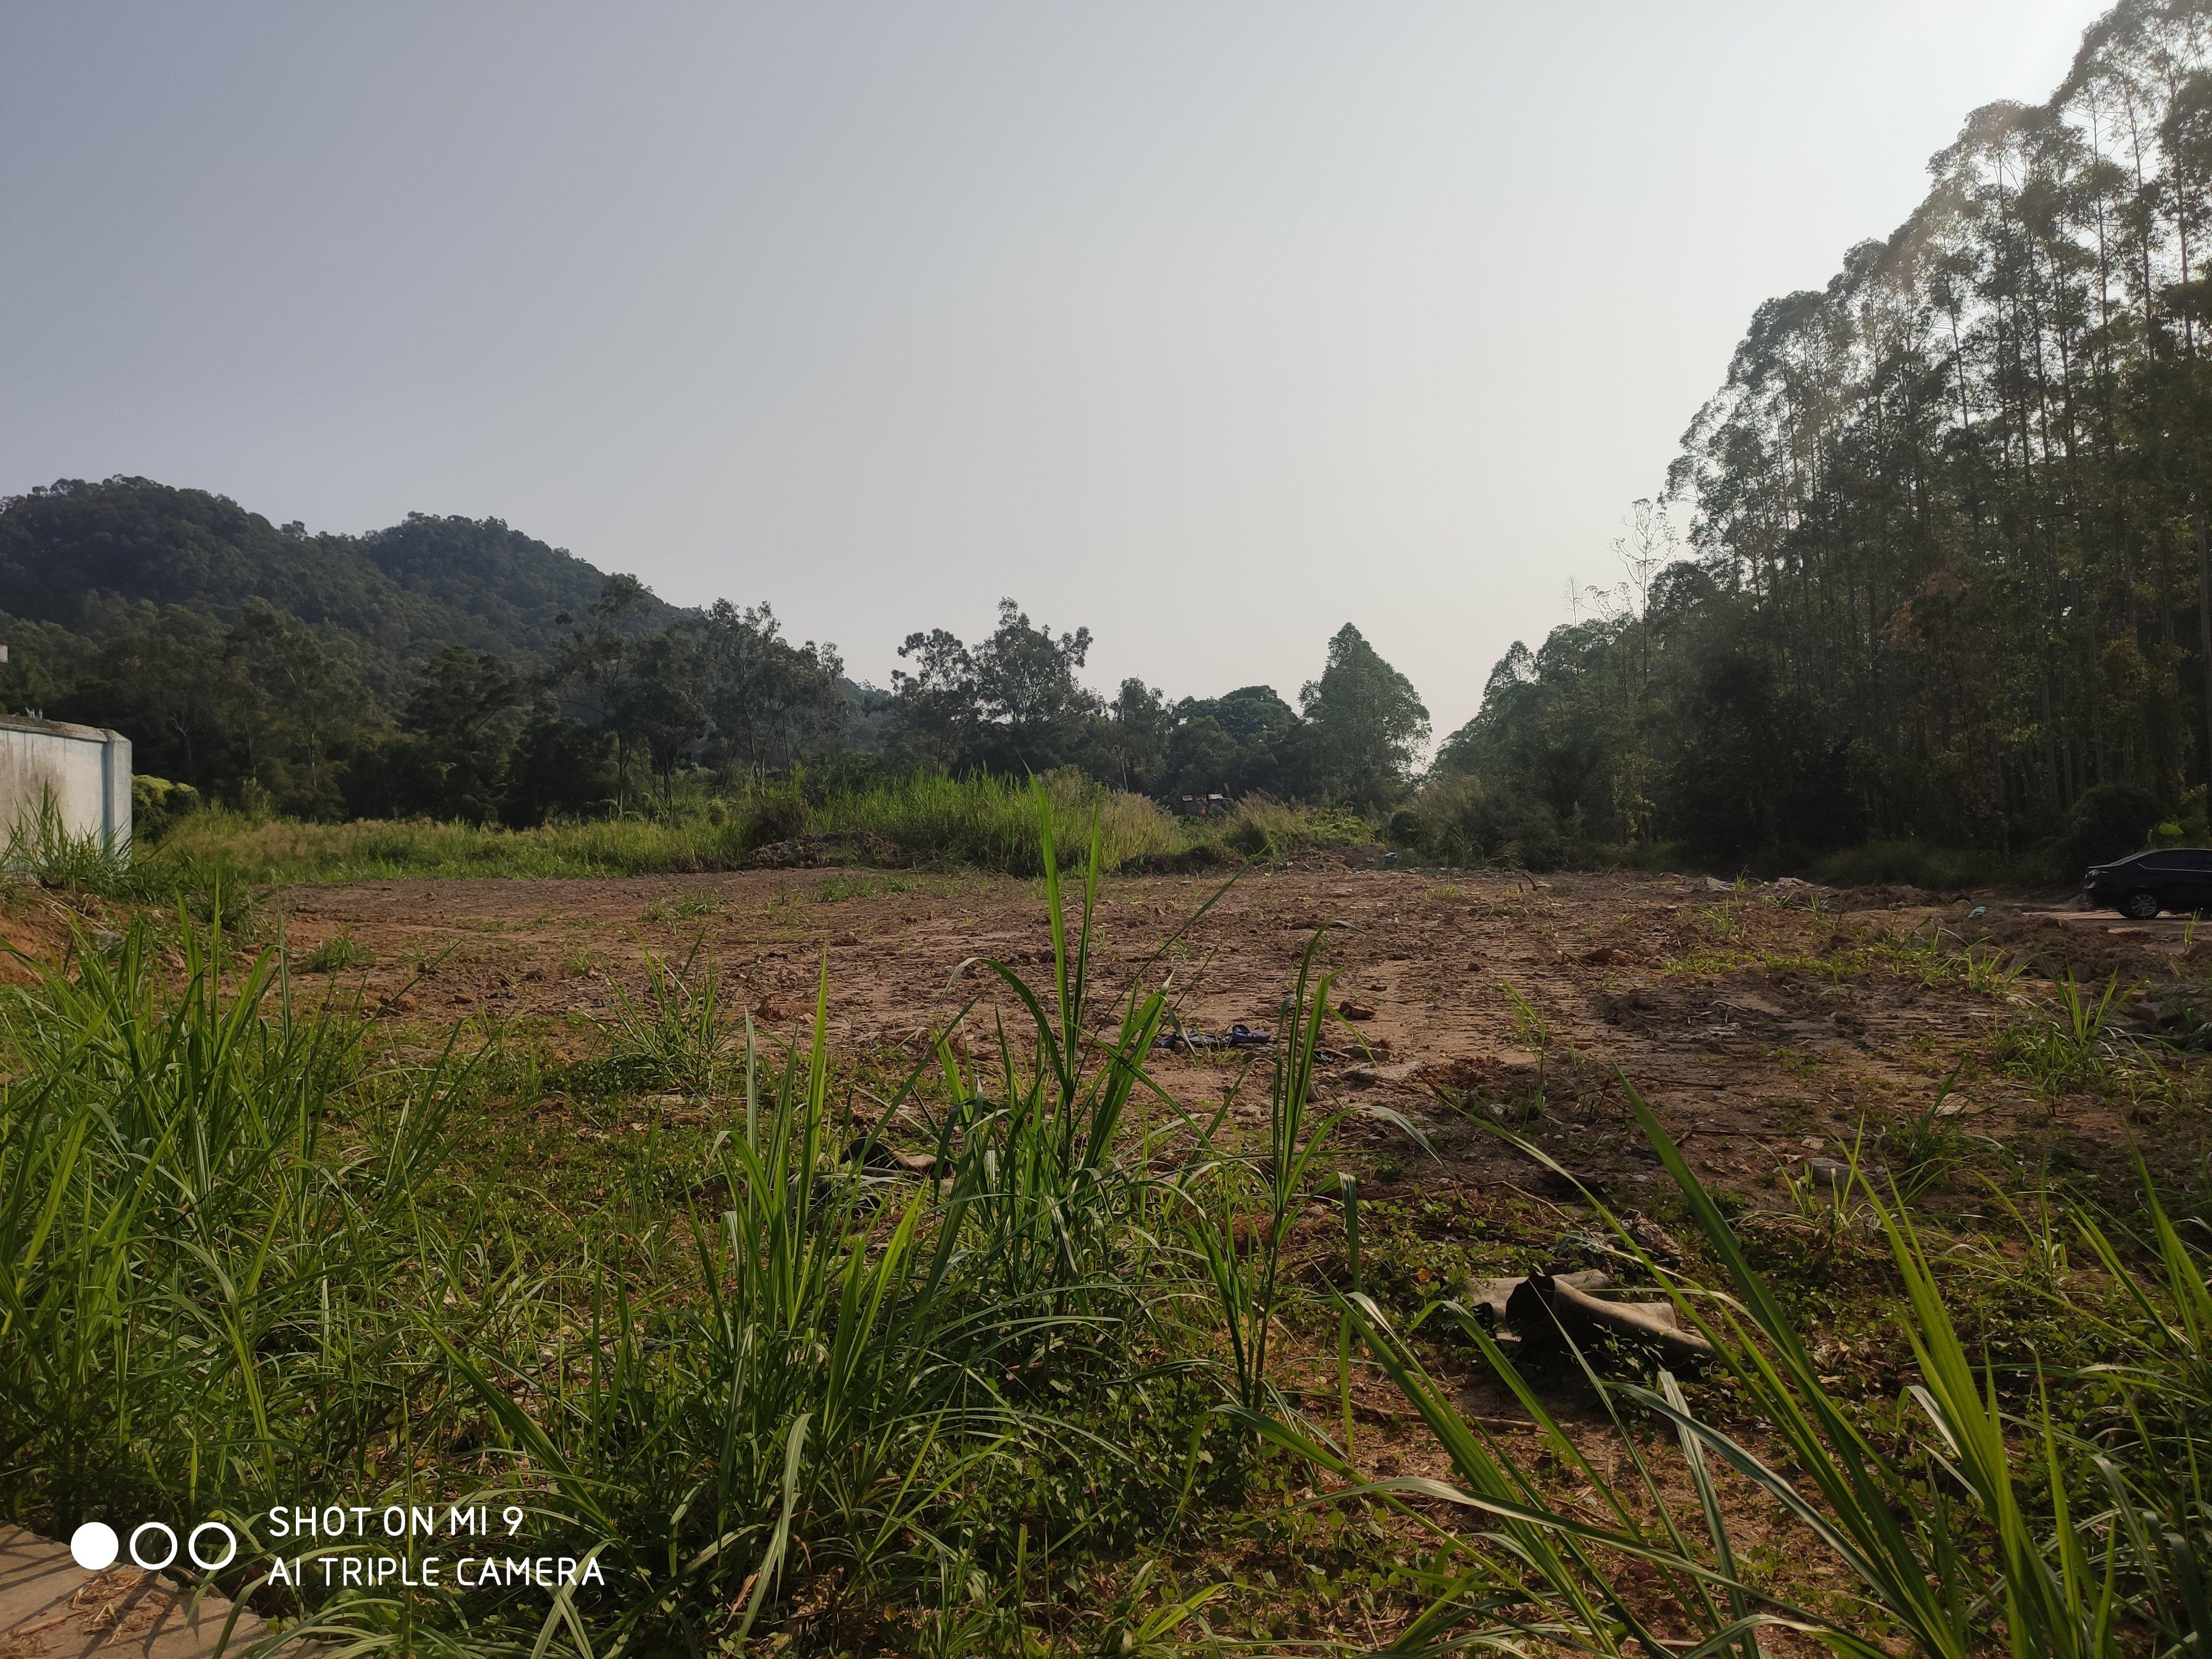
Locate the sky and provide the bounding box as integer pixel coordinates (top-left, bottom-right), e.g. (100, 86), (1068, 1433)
(1, 0), (2114, 740)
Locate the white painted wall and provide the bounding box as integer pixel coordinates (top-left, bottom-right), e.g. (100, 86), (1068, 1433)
(0, 716), (132, 855)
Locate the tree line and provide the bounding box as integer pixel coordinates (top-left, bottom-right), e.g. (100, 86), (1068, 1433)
(0, 482), (1431, 827)
(1437, 0), (2212, 869)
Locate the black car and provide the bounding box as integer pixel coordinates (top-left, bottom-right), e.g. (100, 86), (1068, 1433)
(2083, 848), (2212, 918)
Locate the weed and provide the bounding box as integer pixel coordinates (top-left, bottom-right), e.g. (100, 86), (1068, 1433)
(811, 871), (915, 902)
(1875, 1059), (1981, 1198)
(1992, 972), (2146, 1093)
(765, 877), (808, 930)
(1891, 918), (2026, 995)
(1248, 1089), (2212, 1658)
(153, 769), (1188, 882)
(640, 886), (725, 924)
(295, 927), (374, 973)
(0, 920), (460, 1539)
(1207, 796), (1371, 862)
(2, 800), (138, 891)
(1500, 977), (1553, 1103)
(581, 941), (733, 1097)
(1186, 935), (1347, 1413)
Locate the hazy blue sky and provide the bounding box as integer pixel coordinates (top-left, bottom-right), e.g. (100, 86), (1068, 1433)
(1, 1), (2111, 738)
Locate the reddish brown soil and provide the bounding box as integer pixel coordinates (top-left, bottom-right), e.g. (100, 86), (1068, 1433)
(274, 865), (2204, 1207)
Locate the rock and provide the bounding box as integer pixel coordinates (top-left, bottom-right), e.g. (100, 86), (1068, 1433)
(1620, 1209), (1684, 1267)
(1478, 1268), (1607, 1328)
(1339, 1060), (1421, 1088)
(844, 1136), (938, 1176)
(1468, 1276), (1524, 1326)
(1509, 1270), (1715, 1365)
(1337, 998), (1377, 1020)
(1803, 1156), (1887, 1193)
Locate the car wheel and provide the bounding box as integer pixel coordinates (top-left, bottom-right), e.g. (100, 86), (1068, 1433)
(2120, 891), (2162, 920)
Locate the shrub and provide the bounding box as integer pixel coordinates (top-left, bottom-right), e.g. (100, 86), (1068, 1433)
(1212, 795), (1369, 861)
(1389, 773), (1564, 869)
(741, 788), (808, 849)
(129, 775), (201, 842)
(2057, 780), (2166, 874)
(1811, 838), (2018, 889)
(152, 771), (1185, 881)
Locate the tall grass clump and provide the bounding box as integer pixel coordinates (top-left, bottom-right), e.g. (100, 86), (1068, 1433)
(1198, 795), (1371, 863)
(0, 922), (459, 1540)
(152, 769), (1182, 884)
(1251, 1086), (2212, 1657)
(388, 975), (1037, 1656)
(816, 766), (1178, 873)
(155, 807), (753, 882)
(283, 785), (1217, 1651)
(0, 795), (178, 900)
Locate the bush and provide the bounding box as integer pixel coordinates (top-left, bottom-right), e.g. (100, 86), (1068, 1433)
(740, 788), (808, 849)
(1389, 773), (1565, 869)
(1811, 838), (2011, 889)
(1211, 795), (1369, 861)
(129, 775), (201, 842)
(2057, 780), (2166, 875)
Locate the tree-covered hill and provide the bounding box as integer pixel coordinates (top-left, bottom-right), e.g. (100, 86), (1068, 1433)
(0, 475), (678, 671)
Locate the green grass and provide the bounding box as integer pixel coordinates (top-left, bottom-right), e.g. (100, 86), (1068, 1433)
(0, 789), (1355, 1653)
(147, 771), (1193, 883)
(122, 773), (1382, 889)
(1201, 796), (1373, 863)
(1811, 836), (2057, 889)
(1662, 914), (2030, 997)
(1987, 971), (2177, 1104)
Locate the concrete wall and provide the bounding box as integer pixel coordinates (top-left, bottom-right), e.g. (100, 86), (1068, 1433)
(0, 716), (132, 855)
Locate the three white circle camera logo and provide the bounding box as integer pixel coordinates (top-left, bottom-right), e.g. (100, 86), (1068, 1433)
(69, 1519), (237, 1573)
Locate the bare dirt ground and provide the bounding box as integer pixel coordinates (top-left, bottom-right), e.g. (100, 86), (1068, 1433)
(273, 862), (2208, 1210)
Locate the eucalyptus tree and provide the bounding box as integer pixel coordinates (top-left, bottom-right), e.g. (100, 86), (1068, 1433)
(1465, 0), (2212, 859)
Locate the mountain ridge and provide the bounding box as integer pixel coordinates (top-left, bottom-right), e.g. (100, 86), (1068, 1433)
(0, 474), (682, 669)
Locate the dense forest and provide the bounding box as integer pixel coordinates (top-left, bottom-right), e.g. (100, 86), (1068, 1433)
(0, 476), (1430, 829)
(1432, 0), (2212, 872)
